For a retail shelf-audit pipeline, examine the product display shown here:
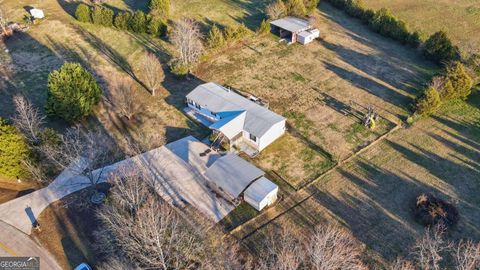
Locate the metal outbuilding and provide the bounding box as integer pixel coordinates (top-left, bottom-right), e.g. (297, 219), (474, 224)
(244, 177), (279, 211)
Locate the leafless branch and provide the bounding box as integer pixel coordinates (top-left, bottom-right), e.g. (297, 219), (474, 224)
(0, 7), (8, 35)
(170, 18), (204, 70)
(413, 224), (452, 270)
(257, 226), (305, 270)
(389, 258), (416, 270)
(307, 225), (365, 270)
(454, 240), (480, 270)
(12, 95), (45, 143)
(105, 77), (139, 119)
(139, 52), (164, 96)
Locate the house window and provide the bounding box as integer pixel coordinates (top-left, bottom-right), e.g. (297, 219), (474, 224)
(249, 134), (257, 142)
(195, 103), (201, 110)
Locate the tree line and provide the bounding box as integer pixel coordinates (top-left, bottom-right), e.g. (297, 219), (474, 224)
(75, 0), (169, 38)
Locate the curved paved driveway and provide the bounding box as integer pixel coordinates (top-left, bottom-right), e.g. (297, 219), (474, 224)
(0, 221), (62, 270)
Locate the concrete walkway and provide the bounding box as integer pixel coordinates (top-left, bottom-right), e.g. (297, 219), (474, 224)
(0, 221), (62, 270)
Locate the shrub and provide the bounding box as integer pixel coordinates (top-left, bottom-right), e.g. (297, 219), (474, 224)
(414, 193), (459, 229)
(266, 0), (287, 20)
(114, 12), (131, 30)
(416, 86), (441, 116)
(423, 31), (461, 64)
(257, 19), (271, 35)
(369, 8), (410, 43)
(444, 62), (473, 100)
(0, 118), (29, 178)
(101, 6), (114, 26)
(45, 62), (102, 123)
(75, 3), (91, 23)
(129, 11), (148, 33)
(149, 0), (170, 17)
(169, 61), (189, 76)
(225, 23), (251, 42)
(303, 0), (320, 14)
(207, 25), (226, 49)
(147, 15), (167, 37)
(91, 5), (103, 25)
(286, 0), (307, 17)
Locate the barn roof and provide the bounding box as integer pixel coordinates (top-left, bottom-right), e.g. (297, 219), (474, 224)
(270, 16), (311, 33)
(204, 153), (264, 198)
(186, 83), (285, 137)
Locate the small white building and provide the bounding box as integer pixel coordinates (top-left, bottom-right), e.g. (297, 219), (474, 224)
(29, 8), (45, 19)
(270, 16), (319, 45)
(244, 177), (279, 211)
(185, 83), (286, 155)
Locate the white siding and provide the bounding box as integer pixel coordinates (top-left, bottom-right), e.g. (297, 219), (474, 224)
(242, 130), (260, 149)
(258, 120), (286, 151)
(244, 188), (278, 211)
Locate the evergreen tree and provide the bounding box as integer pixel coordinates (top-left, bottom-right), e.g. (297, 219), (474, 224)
(101, 6), (114, 26)
(207, 25), (226, 49)
(129, 11), (148, 33)
(149, 0), (170, 17)
(258, 19), (271, 35)
(416, 86), (442, 116)
(147, 16), (167, 37)
(45, 63), (102, 123)
(286, 0), (307, 16)
(423, 31), (461, 64)
(439, 79), (455, 101)
(114, 12), (131, 30)
(75, 3), (91, 23)
(91, 5), (104, 25)
(445, 62), (474, 100)
(303, 0), (320, 14)
(0, 118), (29, 178)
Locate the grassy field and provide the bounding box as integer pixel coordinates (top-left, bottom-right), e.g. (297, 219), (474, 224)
(244, 93), (480, 267)
(361, 0), (480, 55)
(0, 0), (478, 268)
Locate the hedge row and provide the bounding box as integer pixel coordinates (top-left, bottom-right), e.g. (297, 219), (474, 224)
(75, 4), (167, 37)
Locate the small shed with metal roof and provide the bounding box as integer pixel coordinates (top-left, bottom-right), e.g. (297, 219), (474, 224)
(270, 16), (319, 44)
(244, 177), (279, 211)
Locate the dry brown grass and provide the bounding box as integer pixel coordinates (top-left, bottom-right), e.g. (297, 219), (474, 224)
(361, 0), (480, 55)
(244, 94), (480, 267)
(32, 201), (99, 270)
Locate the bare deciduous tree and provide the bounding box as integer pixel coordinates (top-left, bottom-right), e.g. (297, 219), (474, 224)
(106, 77), (139, 119)
(454, 240), (480, 270)
(109, 168), (149, 214)
(96, 197), (205, 269)
(21, 158), (46, 184)
(171, 18), (204, 72)
(307, 225), (365, 270)
(96, 256), (140, 270)
(390, 258), (416, 270)
(12, 95), (45, 143)
(139, 53), (164, 96)
(257, 227), (305, 270)
(413, 225), (452, 270)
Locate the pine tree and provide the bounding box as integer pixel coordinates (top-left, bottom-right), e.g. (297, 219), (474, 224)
(445, 62), (473, 100)
(75, 3), (91, 23)
(0, 118), (29, 178)
(423, 31), (460, 64)
(207, 25), (226, 49)
(147, 16), (167, 37)
(258, 19), (271, 35)
(149, 0), (170, 18)
(45, 63), (102, 123)
(129, 11), (148, 33)
(114, 12), (131, 30)
(286, 0), (307, 17)
(416, 86), (442, 116)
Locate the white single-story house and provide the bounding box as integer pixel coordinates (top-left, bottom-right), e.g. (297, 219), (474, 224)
(185, 82), (286, 155)
(29, 8), (45, 19)
(270, 16), (320, 45)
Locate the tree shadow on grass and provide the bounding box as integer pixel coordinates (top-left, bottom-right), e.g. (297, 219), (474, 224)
(0, 32), (63, 121)
(228, 0), (269, 31)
